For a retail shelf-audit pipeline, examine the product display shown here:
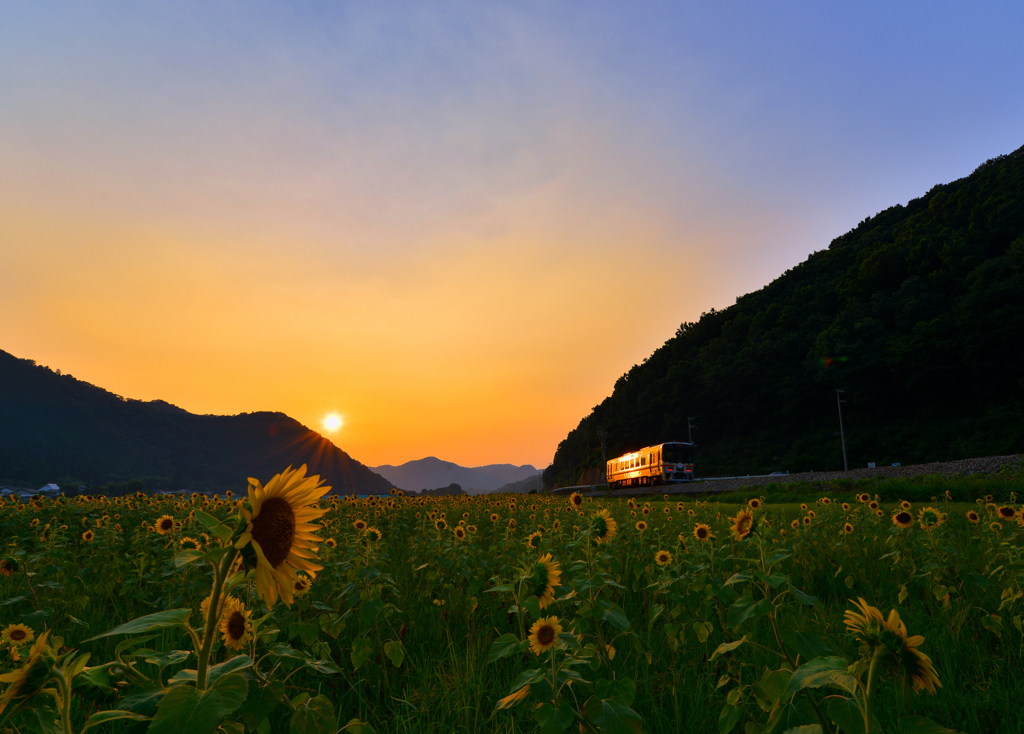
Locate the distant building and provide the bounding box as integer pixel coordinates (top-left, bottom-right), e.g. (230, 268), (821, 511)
(0, 484), (62, 502)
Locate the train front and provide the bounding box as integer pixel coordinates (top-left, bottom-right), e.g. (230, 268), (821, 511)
(662, 442), (695, 482)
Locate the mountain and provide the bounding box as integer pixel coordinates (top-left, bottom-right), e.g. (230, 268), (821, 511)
(370, 457), (540, 494)
(0, 349), (393, 495)
(546, 144), (1024, 486)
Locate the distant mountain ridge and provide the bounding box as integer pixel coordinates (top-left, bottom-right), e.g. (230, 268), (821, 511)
(370, 457), (540, 494)
(0, 349), (392, 495)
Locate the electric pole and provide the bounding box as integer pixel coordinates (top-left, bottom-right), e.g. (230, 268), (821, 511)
(596, 426), (608, 465)
(687, 417), (697, 444)
(836, 389), (848, 472)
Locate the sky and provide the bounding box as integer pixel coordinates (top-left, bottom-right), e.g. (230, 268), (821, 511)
(2, 2), (1023, 469)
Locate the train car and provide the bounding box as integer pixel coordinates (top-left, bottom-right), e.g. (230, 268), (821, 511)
(606, 442), (695, 489)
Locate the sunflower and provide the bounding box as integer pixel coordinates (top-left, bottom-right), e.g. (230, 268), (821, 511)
(219, 597), (253, 651)
(791, 519), (800, 529)
(748, 498), (762, 509)
(155, 515), (175, 535)
(730, 508), (755, 541)
(590, 509), (618, 543)
(526, 553), (562, 608)
(293, 574), (312, 597)
(875, 509), (885, 517)
(642, 507), (651, 516)
(234, 465), (330, 608)
(179, 536), (202, 551)
(0, 559), (16, 577)
(364, 526), (382, 543)
(842, 502), (851, 511)
(845, 599), (940, 695)
(1, 625), (33, 646)
(655, 550), (672, 566)
(82, 530), (94, 542)
(989, 522), (1002, 533)
(917, 507), (944, 530)
(508, 518), (517, 530)
(490, 513), (499, 522)
(892, 511), (913, 529)
(569, 492), (583, 508)
(528, 616), (562, 655)
(844, 598), (890, 642)
(800, 503), (808, 511)
(635, 521), (648, 532)
(900, 500), (911, 511)
(526, 531), (542, 549)
(0, 631), (53, 715)
(325, 537), (337, 548)
(693, 523), (712, 541)
(857, 493), (871, 503)
(495, 684), (531, 710)
(467, 524), (477, 534)
(997, 506), (1017, 521)
(966, 510), (980, 524)
(453, 526), (467, 541)
(820, 497), (831, 505)
(353, 519), (367, 531)
(843, 523), (854, 534)
(29, 519), (39, 528)
(869, 501), (879, 511)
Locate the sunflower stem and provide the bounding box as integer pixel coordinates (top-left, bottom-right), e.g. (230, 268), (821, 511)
(196, 548), (239, 691)
(864, 647), (884, 733)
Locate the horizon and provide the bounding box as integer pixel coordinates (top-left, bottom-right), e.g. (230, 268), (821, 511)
(3, 3), (1023, 468)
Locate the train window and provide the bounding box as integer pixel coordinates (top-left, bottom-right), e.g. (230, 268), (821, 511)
(641, 456), (646, 466)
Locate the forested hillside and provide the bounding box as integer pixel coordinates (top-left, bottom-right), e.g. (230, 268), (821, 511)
(546, 145), (1024, 486)
(0, 350), (393, 495)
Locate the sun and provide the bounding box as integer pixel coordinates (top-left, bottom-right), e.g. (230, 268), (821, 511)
(322, 414), (343, 432)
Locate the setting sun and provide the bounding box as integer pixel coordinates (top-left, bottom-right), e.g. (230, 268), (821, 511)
(322, 414), (343, 433)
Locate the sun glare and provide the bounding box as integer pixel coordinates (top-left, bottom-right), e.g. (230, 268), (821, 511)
(322, 414), (343, 432)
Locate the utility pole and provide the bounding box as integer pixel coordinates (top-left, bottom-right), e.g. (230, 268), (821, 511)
(836, 389), (848, 472)
(687, 417), (697, 444)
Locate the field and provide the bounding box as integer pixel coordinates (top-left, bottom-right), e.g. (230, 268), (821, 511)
(2, 465), (1024, 734)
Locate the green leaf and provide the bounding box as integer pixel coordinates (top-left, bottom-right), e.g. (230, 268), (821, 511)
(238, 679), (286, 731)
(351, 637), (375, 670)
(787, 583), (821, 609)
(600, 607), (631, 630)
(724, 573), (753, 586)
(290, 693), (335, 734)
(208, 655), (253, 685)
(536, 700), (575, 733)
(896, 715), (958, 734)
(728, 597), (770, 629)
(719, 703), (742, 734)
(487, 633), (527, 663)
(783, 657), (849, 697)
(85, 609), (193, 641)
(303, 657), (342, 675)
(510, 667), (547, 692)
(647, 603), (665, 632)
(174, 550), (205, 568)
(781, 629), (836, 661)
(194, 509), (234, 541)
(116, 687), (168, 717)
(781, 727), (823, 734)
(981, 614), (1003, 638)
(827, 697), (866, 734)
(693, 620), (712, 643)
(80, 710), (150, 733)
(710, 636), (747, 661)
(74, 665), (115, 694)
(342, 719), (378, 734)
(592, 700), (645, 734)
(383, 640), (405, 668)
(148, 673), (249, 734)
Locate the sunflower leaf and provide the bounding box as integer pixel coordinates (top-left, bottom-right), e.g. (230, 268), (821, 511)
(80, 710), (151, 733)
(896, 715), (959, 734)
(290, 693), (335, 734)
(174, 550), (205, 568)
(783, 657), (849, 697)
(710, 636), (747, 661)
(84, 609), (193, 642)
(148, 673), (248, 734)
(194, 510), (234, 542)
(487, 633), (528, 663)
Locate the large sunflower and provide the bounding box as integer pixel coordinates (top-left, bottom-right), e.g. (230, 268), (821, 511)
(219, 597), (253, 651)
(1, 625), (33, 647)
(693, 523), (712, 541)
(590, 509), (618, 543)
(0, 632), (52, 716)
(892, 511), (913, 529)
(235, 465), (331, 608)
(528, 616), (562, 655)
(526, 553), (562, 609)
(730, 508), (754, 541)
(155, 515), (175, 535)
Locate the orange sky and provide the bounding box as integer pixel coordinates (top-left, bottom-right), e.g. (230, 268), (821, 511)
(3, 4), (1021, 468)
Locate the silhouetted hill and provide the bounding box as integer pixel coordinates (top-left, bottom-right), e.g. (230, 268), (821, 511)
(371, 457), (539, 494)
(546, 144), (1024, 485)
(0, 350), (393, 495)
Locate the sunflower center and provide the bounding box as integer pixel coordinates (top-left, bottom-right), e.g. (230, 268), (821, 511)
(536, 625), (555, 646)
(160, 519), (172, 530)
(10, 629), (27, 641)
(251, 497), (296, 568)
(227, 611), (246, 641)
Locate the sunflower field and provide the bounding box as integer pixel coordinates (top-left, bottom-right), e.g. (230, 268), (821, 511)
(2, 465), (1024, 734)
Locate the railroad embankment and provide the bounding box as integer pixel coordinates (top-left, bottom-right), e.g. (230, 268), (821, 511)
(632, 454), (1024, 496)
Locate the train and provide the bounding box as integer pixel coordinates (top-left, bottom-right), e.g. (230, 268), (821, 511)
(606, 441), (695, 489)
